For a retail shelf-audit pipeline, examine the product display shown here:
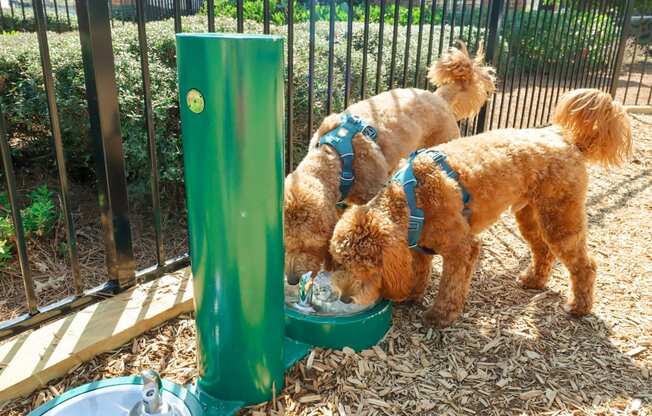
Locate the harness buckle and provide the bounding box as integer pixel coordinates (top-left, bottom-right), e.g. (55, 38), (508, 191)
(337, 127), (350, 138)
(362, 125), (377, 141)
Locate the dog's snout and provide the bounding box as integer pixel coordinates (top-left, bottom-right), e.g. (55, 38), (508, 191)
(340, 294), (353, 304)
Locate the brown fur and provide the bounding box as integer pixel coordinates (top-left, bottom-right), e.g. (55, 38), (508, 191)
(284, 43), (496, 283)
(427, 42), (496, 120)
(330, 89), (632, 327)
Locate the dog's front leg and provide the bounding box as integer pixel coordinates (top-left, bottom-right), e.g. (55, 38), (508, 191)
(424, 236), (480, 328)
(407, 251), (434, 304)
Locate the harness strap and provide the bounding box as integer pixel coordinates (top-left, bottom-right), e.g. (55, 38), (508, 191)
(392, 149), (471, 253)
(318, 114), (377, 203)
(429, 150), (472, 221)
(392, 151), (427, 252)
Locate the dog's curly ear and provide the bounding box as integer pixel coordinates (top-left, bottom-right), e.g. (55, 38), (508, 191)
(285, 179), (330, 247)
(284, 174), (311, 226)
(380, 236), (414, 302)
(383, 182), (410, 229)
(330, 206), (387, 270)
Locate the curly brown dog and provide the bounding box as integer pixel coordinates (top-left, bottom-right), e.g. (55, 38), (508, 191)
(284, 43), (496, 284)
(330, 89), (632, 328)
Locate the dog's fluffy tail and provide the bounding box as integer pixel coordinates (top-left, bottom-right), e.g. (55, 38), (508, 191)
(427, 41), (496, 120)
(552, 88), (632, 167)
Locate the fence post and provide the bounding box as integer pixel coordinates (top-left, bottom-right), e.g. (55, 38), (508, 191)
(609, 0), (633, 98)
(33, 0), (83, 295)
(476, 0), (504, 133)
(74, 0), (136, 290)
(173, 0), (182, 32)
(0, 105), (37, 314)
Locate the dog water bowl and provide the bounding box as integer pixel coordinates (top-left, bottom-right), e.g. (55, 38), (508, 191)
(284, 272), (392, 351)
(28, 372), (208, 416)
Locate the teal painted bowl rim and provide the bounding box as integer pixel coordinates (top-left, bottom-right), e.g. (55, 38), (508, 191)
(176, 33), (283, 41)
(285, 300), (392, 351)
(28, 376), (204, 416)
(285, 299), (391, 324)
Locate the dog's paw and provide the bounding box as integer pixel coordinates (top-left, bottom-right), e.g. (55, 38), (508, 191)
(405, 292), (425, 306)
(423, 307), (458, 328)
(403, 298), (426, 311)
(518, 269), (548, 290)
(562, 300), (592, 317)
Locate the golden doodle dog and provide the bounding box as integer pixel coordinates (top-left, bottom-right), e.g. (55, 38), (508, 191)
(330, 89), (632, 327)
(284, 43), (496, 284)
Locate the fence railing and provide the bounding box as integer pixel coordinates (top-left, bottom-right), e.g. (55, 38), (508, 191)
(0, 0), (643, 340)
(0, 0), (205, 32)
(479, 0), (632, 133)
(0, 0), (75, 30)
(615, 11), (652, 106)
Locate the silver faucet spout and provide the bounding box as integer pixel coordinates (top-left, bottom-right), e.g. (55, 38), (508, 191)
(141, 370), (163, 414)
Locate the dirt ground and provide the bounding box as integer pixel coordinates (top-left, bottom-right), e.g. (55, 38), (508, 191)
(3, 113), (650, 415)
(0, 175), (190, 322)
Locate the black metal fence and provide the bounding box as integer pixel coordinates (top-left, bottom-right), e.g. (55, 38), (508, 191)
(108, 0), (205, 24)
(614, 7), (652, 106)
(0, 0), (205, 32)
(0, 0), (644, 340)
(0, 0), (75, 30)
(479, 0), (633, 132)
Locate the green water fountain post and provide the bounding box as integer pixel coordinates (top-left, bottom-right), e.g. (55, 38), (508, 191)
(29, 31), (392, 416)
(177, 33), (290, 410)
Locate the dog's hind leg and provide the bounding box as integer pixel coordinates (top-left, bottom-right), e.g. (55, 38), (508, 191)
(424, 235), (481, 328)
(514, 204), (556, 290)
(534, 198), (596, 316)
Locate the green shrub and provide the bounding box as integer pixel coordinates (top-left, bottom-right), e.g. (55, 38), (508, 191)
(0, 212), (12, 265)
(200, 0), (447, 26)
(500, 8), (619, 75)
(21, 185), (58, 236)
(0, 10), (75, 33)
(0, 185), (58, 267)
(111, 4), (138, 22)
(0, 238), (12, 265)
(0, 30), (90, 175)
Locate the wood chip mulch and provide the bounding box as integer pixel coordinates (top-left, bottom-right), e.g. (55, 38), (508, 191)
(2, 115), (651, 415)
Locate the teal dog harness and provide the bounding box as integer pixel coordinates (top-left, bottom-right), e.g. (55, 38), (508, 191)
(392, 149), (471, 254)
(318, 114), (378, 203)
